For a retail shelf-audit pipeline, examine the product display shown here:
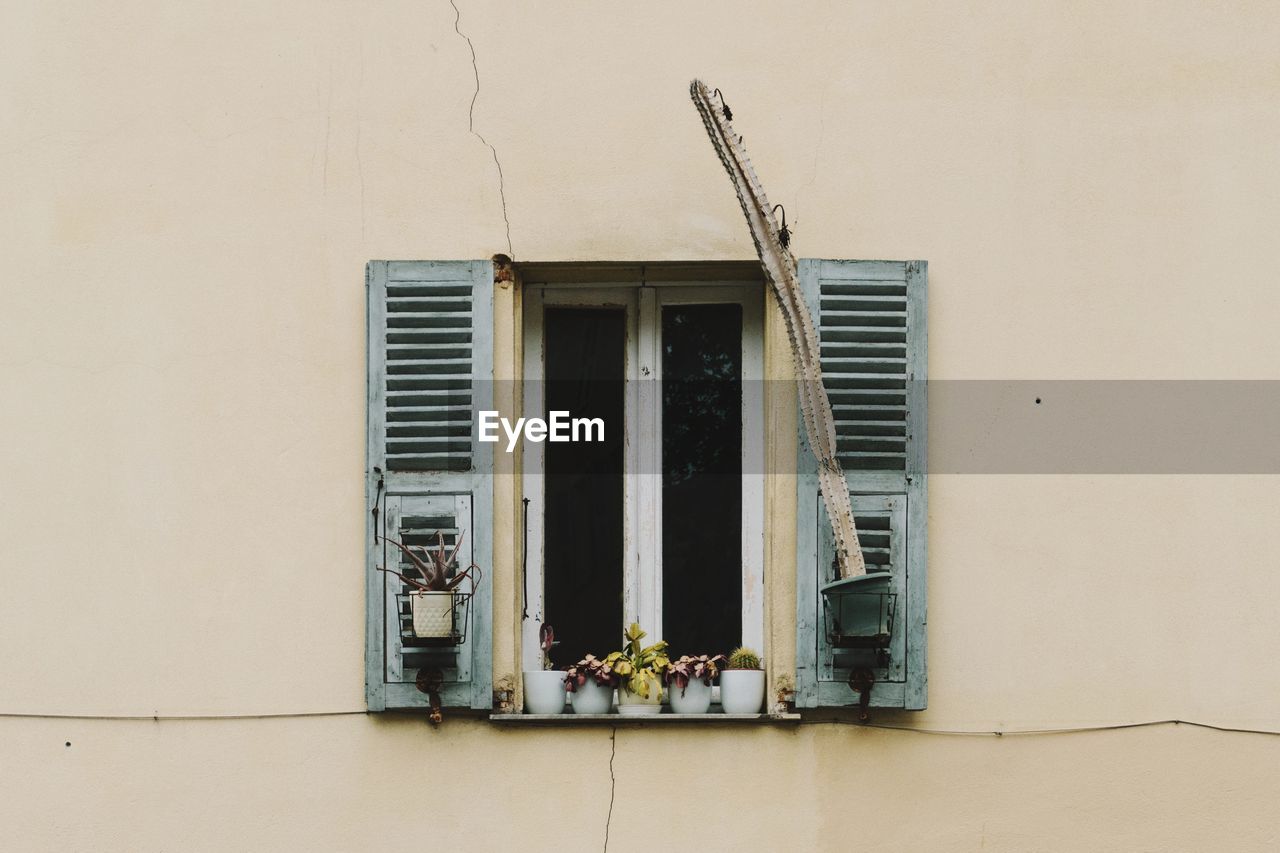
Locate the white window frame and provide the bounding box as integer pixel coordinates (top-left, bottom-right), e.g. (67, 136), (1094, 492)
(521, 281), (765, 669)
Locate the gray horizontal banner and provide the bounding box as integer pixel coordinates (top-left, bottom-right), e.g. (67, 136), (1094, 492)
(926, 380), (1280, 474)
(404, 381), (1280, 475)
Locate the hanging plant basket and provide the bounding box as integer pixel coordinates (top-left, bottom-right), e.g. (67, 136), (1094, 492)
(380, 531), (482, 649)
(821, 572), (896, 649)
(397, 587), (473, 646)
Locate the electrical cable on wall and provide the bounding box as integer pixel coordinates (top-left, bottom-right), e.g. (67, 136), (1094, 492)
(3, 713), (1279, 737)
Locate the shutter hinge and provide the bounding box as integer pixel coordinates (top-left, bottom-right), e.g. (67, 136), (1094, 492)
(370, 467), (384, 534)
(849, 667), (875, 722)
(416, 667), (445, 725)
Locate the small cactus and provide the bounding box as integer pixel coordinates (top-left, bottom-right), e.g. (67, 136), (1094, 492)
(727, 646), (762, 670)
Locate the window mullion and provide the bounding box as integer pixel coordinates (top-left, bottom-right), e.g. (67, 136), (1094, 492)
(635, 287), (662, 639)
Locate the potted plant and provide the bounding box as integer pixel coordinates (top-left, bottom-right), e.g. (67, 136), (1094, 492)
(378, 532), (481, 640)
(564, 654), (617, 715)
(664, 654), (726, 715)
(719, 647), (765, 714)
(523, 624), (567, 715)
(605, 623), (670, 716)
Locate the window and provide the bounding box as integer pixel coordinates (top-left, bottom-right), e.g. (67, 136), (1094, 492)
(364, 258), (927, 714)
(520, 281), (765, 669)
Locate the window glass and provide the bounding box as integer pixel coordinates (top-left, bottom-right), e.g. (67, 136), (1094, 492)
(661, 303), (743, 654)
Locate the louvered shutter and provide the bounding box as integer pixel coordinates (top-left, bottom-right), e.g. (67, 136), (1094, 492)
(795, 259), (927, 710)
(366, 260), (493, 712)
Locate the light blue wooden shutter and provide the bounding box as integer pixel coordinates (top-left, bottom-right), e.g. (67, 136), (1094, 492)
(366, 260), (494, 712)
(795, 259), (927, 710)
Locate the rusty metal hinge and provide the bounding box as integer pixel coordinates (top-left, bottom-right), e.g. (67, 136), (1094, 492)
(416, 667), (445, 725)
(849, 667), (875, 722)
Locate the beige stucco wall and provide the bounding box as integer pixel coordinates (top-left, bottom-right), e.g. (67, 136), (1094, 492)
(3, 1), (1279, 850)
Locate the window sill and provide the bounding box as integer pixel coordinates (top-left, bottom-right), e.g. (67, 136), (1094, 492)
(490, 712), (801, 725)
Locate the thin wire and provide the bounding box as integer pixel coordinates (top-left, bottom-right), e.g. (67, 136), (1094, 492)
(813, 718), (1280, 738)
(0, 711), (368, 721)
(0, 712), (1276, 735)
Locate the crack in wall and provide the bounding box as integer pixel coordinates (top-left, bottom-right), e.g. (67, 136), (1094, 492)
(603, 726), (617, 852)
(449, 0), (514, 258)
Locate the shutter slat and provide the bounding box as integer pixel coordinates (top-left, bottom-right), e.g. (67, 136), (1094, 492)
(821, 327), (907, 343)
(820, 310), (907, 327)
(829, 391), (906, 406)
(823, 357), (906, 373)
(387, 297), (473, 312)
(387, 312), (474, 328)
(386, 261), (477, 282)
(387, 377), (470, 388)
(386, 453), (472, 471)
(837, 454), (907, 470)
(388, 344), (473, 359)
(821, 282), (908, 297)
(820, 295), (908, 311)
(386, 394), (473, 407)
(387, 358), (473, 374)
(831, 408), (907, 422)
(824, 374), (907, 390)
(838, 437), (908, 453)
(386, 423), (472, 437)
(822, 342), (907, 356)
(386, 405), (473, 419)
(387, 439), (473, 455)
(833, 421), (907, 435)
(386, 330), (472, 345)
(385, 284), (473, 297)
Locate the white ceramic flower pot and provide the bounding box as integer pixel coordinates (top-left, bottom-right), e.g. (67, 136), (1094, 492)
(719, 669), (765, 714)
(667, 678), (712, 714)
(569, 679), (614, 715)
(522, 670), (567, 715)
(409, 591), (454, 638)
(617, 674), (663, 716)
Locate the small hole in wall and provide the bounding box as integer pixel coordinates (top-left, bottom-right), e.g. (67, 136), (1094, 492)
(65, 741), (71, 748)
(1035, 398), (1042, 405)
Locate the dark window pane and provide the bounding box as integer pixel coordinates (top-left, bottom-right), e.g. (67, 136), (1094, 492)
(662, 304), (742, 656)
(543, 308), (625, 665)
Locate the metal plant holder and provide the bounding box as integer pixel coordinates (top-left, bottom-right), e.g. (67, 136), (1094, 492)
(396, 585), (474, 647)
(821, 572), (897, 649)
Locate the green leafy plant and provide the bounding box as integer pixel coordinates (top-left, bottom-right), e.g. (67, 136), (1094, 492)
(726, 646), (762, 670)
(377, 532), (481, 592)
(564, 655), (617, 692)
(664, 654), (727, 696)
(605, 623), (670, 699)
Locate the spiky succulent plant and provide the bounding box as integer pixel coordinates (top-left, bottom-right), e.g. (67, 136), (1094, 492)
(726, 646), (762, 670)
(377, 532), (481, 593)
